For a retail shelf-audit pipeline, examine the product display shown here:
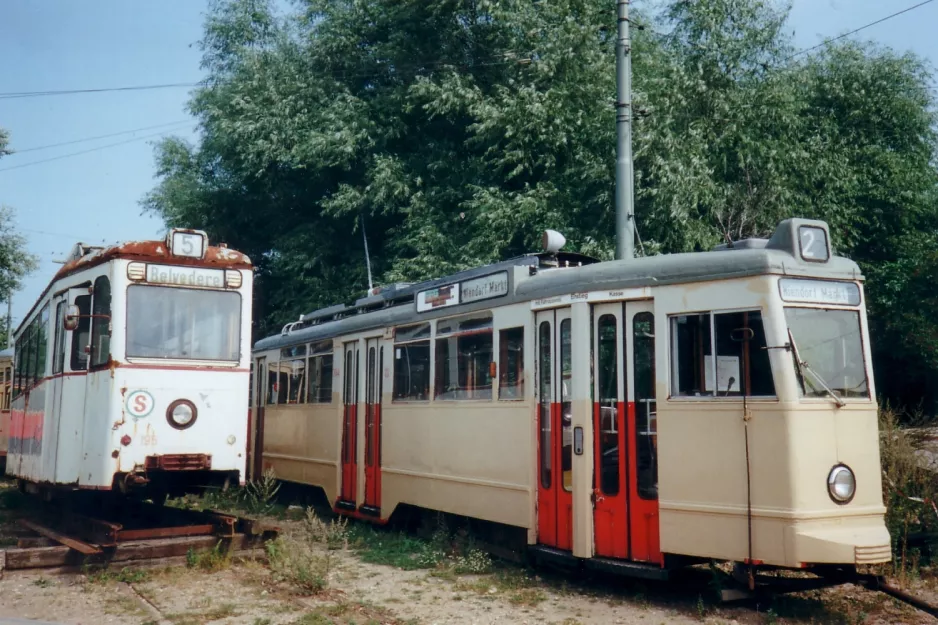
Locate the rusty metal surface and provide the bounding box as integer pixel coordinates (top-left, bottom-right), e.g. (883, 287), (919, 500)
(144, 453), (212, 471)
(16, 520), (101, 556)
(117, 524), (215, 542)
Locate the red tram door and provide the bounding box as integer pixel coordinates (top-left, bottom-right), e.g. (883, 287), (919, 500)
(626, 302), (661, 564)
(362, 339), (383, 514)
(535, 308), (574, 551)
(591, 302), (661, 563)
(592, 305), (628, 558)
(339, 342), (359, 506)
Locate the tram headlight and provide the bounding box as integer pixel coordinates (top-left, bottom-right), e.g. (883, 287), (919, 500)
(167, 399), (197, 430)
(827, 464), (856, 504)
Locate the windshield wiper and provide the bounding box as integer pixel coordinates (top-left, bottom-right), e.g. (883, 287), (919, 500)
(787, 328), (845, 408)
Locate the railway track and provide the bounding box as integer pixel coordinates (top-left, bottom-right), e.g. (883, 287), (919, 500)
(0, 497), (278, 576)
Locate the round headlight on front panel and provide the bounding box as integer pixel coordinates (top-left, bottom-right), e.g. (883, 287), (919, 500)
(827, 464), (856, 504)
(167, 399), (197, 430)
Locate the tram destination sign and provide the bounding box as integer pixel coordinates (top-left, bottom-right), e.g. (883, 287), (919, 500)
(146, 264), (225, 288)
(778, 278), (860, 306)
(417, 271), (509, 312)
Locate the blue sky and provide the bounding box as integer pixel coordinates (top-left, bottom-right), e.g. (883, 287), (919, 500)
(0, 0), (936, 327)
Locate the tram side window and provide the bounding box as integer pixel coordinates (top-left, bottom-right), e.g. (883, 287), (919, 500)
(393, 323), (431, 401)
(70, 294), (91, 371)
(90, 276), (111, 368)
(307, 341), (334, 404)
(34, 304), (49, 384)
(281, 345), (307, 404)
(267, 364), (288, 405)
(53, 301), (66, 375)
(498, 327), (524, 400)
(670, 310), (775, 397)
(435, 314), (493, 401)
(13, 338), (24, 399)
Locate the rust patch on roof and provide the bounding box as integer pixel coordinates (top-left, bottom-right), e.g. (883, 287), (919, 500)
(53, 239), (253, 283)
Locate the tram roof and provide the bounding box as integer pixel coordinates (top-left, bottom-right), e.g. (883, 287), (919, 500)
(254, 218), (863, 353)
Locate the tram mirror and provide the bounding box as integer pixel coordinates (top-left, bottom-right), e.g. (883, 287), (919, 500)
(64, 305), (80, 331)
(573, 427), (584, 455)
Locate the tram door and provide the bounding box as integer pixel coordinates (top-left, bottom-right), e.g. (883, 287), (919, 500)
(362, 338), (383, 513)
(340, 342), (360, 506)
(625, 301), (661, 564)
(250, 357), (266, 481)
(592, 304), (628, 558)
(535, 308), (574, 551)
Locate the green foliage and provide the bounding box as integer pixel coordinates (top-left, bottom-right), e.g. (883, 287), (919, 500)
(145, 0), (938, 412)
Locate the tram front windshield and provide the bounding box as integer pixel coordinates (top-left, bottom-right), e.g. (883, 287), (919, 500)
(784, 308), (869, 399)
(126, 286), (241, 361)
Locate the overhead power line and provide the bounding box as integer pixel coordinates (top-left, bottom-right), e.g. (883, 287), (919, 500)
(0, 82), (200, 100)
(0, 125), (194, 174)
(782, 0), (936, 63)
(11, 120), (191, 154)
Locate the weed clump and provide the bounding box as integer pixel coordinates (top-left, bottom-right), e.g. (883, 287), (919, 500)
(266, 507), (348, 594)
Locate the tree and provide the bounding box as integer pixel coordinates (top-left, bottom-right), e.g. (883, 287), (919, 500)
(0, 130), (39, 346)
(145, 0), (938, 413)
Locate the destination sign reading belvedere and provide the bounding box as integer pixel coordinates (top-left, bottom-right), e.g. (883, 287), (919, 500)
(146, 264), (225, 288)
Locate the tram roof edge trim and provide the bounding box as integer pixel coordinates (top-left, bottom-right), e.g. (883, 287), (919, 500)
(254, 219), (862, 354)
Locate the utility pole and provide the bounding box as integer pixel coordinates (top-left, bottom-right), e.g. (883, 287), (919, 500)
(6, 295), (11, 348)
(614, 0), (635, 260)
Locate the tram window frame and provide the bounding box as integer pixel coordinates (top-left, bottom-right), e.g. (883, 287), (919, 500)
(90, 276), (112, 369)
(70, 294), (92, 372)
(434, 313), (494, 401)
(307, 340), (334, 404)
(34, 304), (49, 385)
(392, 322), (431, 402)
(280, 345), (307, 404)
(498, 327), (525, 400)
(669, 309), (776, 399)
(53, 301), (66, 375)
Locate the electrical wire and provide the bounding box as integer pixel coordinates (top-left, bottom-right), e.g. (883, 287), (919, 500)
(0, 82), (199, 100)
(781, 0), (936, 63)
(11, 120), (190, 154)
(0, 125), (194, 174)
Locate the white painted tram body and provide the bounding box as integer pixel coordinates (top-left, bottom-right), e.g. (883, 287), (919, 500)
(251, 219), (889, 574)
(6, 230), (254, 498)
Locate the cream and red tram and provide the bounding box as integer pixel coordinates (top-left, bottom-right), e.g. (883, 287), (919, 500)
(0, 347), (13, 472)
(7, 230), (253, 500)
(251, 218), (888, 574)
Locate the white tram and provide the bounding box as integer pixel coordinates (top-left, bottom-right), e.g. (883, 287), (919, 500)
(251, 218), (889, 574)
(7, 230), (254, 500)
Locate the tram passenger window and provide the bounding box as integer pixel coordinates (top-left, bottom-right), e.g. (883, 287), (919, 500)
(35, 304), (49, 384)
(435, 314), (493, 401)
(267, 365), (288, 404)
(498, 327), (524, 400)
(24, 320), (37, 389)
(670, 310), (775, 397)
(279, 346), (307, 404)
(307, 340), (334, 403)
(393, 323), (431, 401)
(70, 294), (91, 372)
(53, 301), (66, 375)
(90, 277), (111, 368)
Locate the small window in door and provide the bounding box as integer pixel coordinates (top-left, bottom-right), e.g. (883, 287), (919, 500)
(90, 276), (111, 368)
(560, 319), (572, 493)
(70, 294), (91, 371)
(538, 321), (552, 489)
(597, 315), (619, 496)
(634, 312), (657, 500)
(53, 301), (66, 375)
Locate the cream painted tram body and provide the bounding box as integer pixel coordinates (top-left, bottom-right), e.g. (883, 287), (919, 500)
(251, 218), (889, 573)
(6, 230), (254, 499)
